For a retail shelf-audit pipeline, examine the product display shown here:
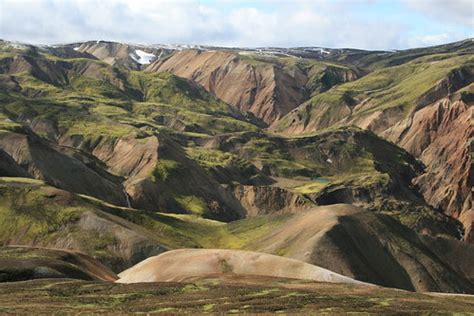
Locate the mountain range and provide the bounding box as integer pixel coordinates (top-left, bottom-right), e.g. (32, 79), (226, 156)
(0, 38), (472, 313)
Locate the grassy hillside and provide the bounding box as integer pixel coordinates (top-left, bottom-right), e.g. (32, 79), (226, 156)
(274, 53), (473, 134)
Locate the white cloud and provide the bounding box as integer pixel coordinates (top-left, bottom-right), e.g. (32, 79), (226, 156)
(407, 33), (451, 47)
(405, 0), (473, 28)
(0, 0), (470, 49)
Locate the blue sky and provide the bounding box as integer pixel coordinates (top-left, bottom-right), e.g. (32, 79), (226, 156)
(0, 0), (472, 49)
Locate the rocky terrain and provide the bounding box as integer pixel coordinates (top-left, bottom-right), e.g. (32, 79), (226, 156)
(0, 38), (473, 312)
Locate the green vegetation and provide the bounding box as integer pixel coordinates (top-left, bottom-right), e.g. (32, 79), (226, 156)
(62, 117), (136, 139)
(0, 182), (85, 245)
(225, 126), (410, 182)
(0, 278), (472, 314)
(291, 178), (331, 194)
(80, 188), (292, 250)
(185, 147), (236, 168)
(175, 195), (207, 215)
(0, 52), (258, 143)
(275, 54), (474, 132)
(151, 159), (182, 182)
(89, 104), (129, 117)
(0, 113), (21, 132)
(127, 71), (258, 134)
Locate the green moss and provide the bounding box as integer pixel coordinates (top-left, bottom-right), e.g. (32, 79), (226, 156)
(0, 185), (85, 244)
(174, 195), (207, 215)
(292, 178), (331, 194)
(90, 105), (129, 117)
(69, 75), (128, 100)
(129, 71), (231, 115)
(62, 118), (135, 139)
(71, 229), (119, 258)
(202, 303), (215, 311)
(0, 114), (21, 132)
(151, 159), (182, 182)
(185, 147), (236, 168)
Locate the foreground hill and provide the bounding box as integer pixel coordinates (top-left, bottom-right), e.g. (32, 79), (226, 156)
(117, 248), (366, 285)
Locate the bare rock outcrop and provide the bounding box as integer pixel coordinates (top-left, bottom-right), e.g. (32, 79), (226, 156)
(384, 98), (473, 241)
(232, 185), (311, 217)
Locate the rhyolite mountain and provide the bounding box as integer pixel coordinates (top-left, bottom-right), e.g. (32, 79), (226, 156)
(0, 38), (472, 297)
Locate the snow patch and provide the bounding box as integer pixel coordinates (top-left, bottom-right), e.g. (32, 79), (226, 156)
(130, 49), (156, 65)
(320, 48), (330, 55)
(305, 47), (331, 55)
(73, 47), (80, 51)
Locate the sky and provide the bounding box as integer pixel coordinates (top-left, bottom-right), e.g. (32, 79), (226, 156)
(0, 0), (472, 50)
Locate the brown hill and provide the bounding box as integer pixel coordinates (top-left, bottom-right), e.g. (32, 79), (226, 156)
(147, 49), (359, 124)
(117, 248), (368, 285)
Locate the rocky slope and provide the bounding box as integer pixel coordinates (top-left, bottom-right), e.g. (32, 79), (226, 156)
(382, 92), (473, 242)
(0, 127), (126, 205)
(0, 178), (170, 271)
(147, 49), (360, 124)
